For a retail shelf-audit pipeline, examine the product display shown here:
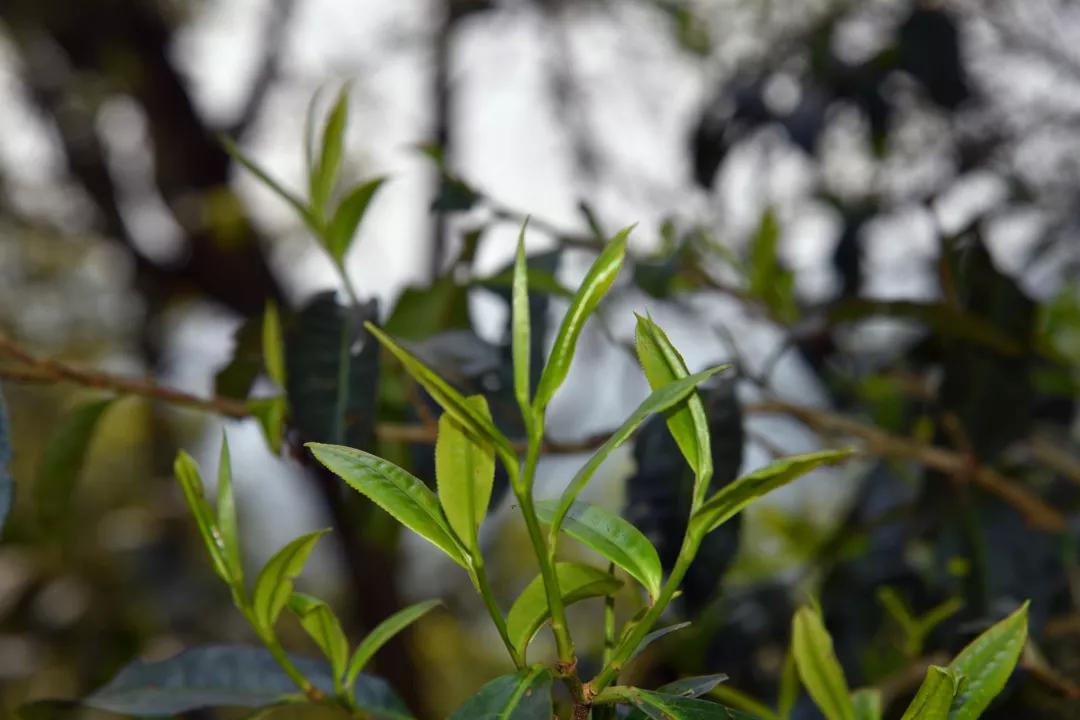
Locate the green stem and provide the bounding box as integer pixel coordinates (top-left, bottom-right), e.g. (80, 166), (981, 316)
(469, 557), (522, 667)
(589, 529), (702, 692)
(516, 427), (575, 668)
(260, 627), (325, 703)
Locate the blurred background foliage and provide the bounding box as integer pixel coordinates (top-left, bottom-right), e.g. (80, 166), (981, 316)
(0, 0), (1079, 718)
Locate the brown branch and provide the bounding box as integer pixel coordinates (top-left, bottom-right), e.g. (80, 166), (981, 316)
(748, 400), (1068, 533)
(1, 336), (1072, 532)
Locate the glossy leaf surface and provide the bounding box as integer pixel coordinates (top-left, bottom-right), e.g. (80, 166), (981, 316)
(900, 666), (959, 720)
(448, 667), (552, 720)
(947, 602), (1028, 720)
(536, 500), (661, 600)
(436, 395), (495, 550)
(308, 443), (466, 566)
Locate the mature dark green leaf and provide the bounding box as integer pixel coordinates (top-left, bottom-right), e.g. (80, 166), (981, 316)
(613, 688), (758, 719)
(288, 593), (349, 681)
(0, 390), (12, 535)
(692, 450), (853, 537)
(310, 87), (348, 217)
(535, 500), (661, 600)
(448, 667), (553, 720)
(263, 301), (287, 388)
(252, 529), (330, 630)
(656, 675), (729, 698)
(35, 397), (113, 530)
(308, 443), (467, 566)
(81, 645), (411, 718)
(900, 666), (959, 720)
(385, 278), (471, 341)
(635, 314), (713, 504)
(174, 452), (232, 583)
(791, 607), (854, 720)
(286, 293), (379, 448)
(325, 178), (385, 266)
(436, 395), (495, 550)
(533, 226), (631, 411)
(947, 602), (1028, 720)
(346, 599), (441, 689)
(217, 435), (243, 585)
(551, 367), (727, 535)
(506, 562), (622, 656)
(216, 315), (263, 400)
(364, 323), (515, 465)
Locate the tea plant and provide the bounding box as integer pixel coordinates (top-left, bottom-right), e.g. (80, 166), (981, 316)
(14, 88), (1031, 720)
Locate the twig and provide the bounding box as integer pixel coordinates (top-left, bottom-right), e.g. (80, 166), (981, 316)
(748, 400), (1068, 533)
(1, 336), (1072, 532)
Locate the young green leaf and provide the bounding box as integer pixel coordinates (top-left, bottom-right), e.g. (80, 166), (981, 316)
(778, 650), (799, 720)
(246, 396), (287, 454)
(791, 606), (855, 720)
(851, 688), (882, 720)
(310, 86), (349, 217)
(220, 136), (315, 229)
(288, 593), (348, 682)
(512, 221), (532, 416)
(252, 529), (330, 631)
(35, 397), (113, 530)
(325, 177), (385, 266)
(345, 599), (441, 690)
(448, 666), (553, 720)
(436, 396), (495, 550)
(216, 435), (243, 586)
(174, 452), (232, 584)
(364, 322), (516, 465)
(535, 500), (661, 601)
(533, 226), (631, 412)
(262, 301), (287, 388)
(308, 443), (468, 567)
(506, 562), (622, 658)
(947, 601), (1028, 720)
(692, 449), (854, 537)
(635, 314), (712, 504)
(549, 366), (728, 536)
(900, 666), (960, 720)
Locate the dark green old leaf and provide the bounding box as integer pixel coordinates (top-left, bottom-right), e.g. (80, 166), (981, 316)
(286, 293), (379, 448)
(612, 687), (758, 719)
(216, 315), (263, 400)
(35, 397), (113, 530)
(448, 667), (552, 720)
(80, 645), (411, 718)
